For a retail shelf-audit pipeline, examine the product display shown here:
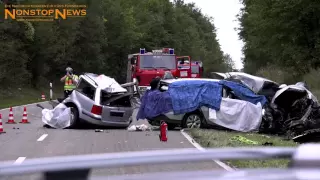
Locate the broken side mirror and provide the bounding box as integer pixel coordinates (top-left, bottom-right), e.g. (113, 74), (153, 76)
(130, 57), (136, 65)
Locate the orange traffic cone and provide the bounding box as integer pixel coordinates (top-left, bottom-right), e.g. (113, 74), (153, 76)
(0, 114), (6, 134)
(20, 106), (30, 124)
(41, 93), (46, 100)
(6, 107), (16, 124)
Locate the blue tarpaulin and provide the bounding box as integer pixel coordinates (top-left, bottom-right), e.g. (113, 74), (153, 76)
(219, 80), (267, 106)
(136, 90), (173, 120)
(168, 80), (222, 114)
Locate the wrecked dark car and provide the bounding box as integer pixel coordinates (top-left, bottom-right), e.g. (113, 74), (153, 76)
(262, 83), (320, 138)
(213, 72), (320, 142)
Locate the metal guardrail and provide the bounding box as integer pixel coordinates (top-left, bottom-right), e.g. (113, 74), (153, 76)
(1, 144), (320, 180)
(89, 168), (320, 180)
(0, 147), (294, 175)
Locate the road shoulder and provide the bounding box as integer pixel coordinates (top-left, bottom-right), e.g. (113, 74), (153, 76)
(187, 128), (297, 168)
(180, 129), (234, 171)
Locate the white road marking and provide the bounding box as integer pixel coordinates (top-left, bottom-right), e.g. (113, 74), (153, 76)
(14, 157), (26, 164)
(37, 134), (48, 141)
(180, 129), (234, 171)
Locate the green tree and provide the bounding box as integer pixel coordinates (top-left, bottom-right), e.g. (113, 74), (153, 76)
(0, 0), (230, 89)
(223, 53), (236, 71)
(238, 0), (320, 75)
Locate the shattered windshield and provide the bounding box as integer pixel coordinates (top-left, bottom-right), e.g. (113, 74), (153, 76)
(139, 55), (176, 69)
(177, 61), (190, 70)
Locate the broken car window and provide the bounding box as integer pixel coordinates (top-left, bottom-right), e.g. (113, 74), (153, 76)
(76, 79), (95, 100)
(100, 91), (131, 107)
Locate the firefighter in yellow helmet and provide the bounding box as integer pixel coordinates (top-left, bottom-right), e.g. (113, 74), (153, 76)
(60, 67), (79, 98)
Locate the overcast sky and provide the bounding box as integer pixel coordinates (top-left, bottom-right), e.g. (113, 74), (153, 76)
(182, 0), (244, 69)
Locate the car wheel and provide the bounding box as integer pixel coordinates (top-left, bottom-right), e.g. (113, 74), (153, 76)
(182, 113), (203, 129)
(68, 106), (79, 129)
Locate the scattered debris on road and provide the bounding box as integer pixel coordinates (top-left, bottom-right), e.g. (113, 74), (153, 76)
(95, 129), (104, 132)
(127, 124), (151, 131)
(230, 135), (258, 145)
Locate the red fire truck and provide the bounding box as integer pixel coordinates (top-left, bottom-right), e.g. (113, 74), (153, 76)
(191, 61), (203, 78)
(127, 48), (183, 91)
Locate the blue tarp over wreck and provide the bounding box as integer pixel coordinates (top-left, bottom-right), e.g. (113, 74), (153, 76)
(219, 80), (267, 106)
(136, 90), (173, 120)
(168, 80), (222, 114)
(136, 80), (268, 120)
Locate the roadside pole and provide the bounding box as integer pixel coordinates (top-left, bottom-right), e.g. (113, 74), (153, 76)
(50, 82), (53, 100)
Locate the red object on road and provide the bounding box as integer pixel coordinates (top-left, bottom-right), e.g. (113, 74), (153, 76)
(0, 114), (6, 134)
(41, 93), (46, 100)
(6, 107), (16, 124)
(159, 121), (168, 142)
(19, 106), (30, 124)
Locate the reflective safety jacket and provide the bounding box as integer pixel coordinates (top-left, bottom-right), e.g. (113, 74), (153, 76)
(64, 75), (79, 91)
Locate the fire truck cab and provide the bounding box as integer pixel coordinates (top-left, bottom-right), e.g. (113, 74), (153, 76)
(176, 56), (192, 78)
(127, 48), (177, 92)
(191, 61), (203, 78)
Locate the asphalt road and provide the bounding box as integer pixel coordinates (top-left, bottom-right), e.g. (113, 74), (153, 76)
(0, 101), (223, 179)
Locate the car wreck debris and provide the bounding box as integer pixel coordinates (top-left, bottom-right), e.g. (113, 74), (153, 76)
(127, 124), (151, 131)
(215, 72), (320, 141)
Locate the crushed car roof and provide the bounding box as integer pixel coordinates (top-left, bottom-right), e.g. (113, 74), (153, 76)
(82, 73), (127, 93)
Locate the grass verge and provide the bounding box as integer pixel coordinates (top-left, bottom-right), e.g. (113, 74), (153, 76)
(189, 129), (298, 168)
(0, 86), (63, 109)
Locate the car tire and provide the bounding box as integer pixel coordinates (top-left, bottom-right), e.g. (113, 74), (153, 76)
(68, 106), (79, 129)
(182, 113), (203, 129)
(167, 123), (177, 130)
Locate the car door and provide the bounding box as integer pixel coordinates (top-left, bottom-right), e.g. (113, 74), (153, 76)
(74, 78), (97, 118)
(100, 91), (133, 123)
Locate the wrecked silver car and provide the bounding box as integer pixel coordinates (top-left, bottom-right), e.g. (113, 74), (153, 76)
(62, 73), (135, 128)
